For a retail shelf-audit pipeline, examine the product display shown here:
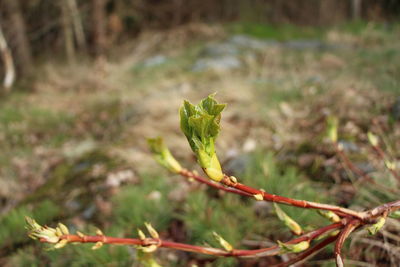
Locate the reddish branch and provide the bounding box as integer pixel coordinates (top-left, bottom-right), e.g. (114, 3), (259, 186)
(334, 219), (360, 267)
(179, 169), (363, 219)
(176, 167), (400, 266)
(273, 234), (339, 267)
(33, 167), (400, 266)
(41, 222), (342, 258)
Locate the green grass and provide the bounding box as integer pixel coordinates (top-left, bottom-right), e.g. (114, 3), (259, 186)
(227, 22), (324, 41)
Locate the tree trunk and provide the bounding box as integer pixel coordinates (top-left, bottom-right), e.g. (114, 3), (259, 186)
(92, 0), (107, 57)
(67, 0), (87, 52)
(2, 0), (32, 76)
(61, 0), (76, 63)
(0, 21), (15, 91)
(352, 0), (362, 20)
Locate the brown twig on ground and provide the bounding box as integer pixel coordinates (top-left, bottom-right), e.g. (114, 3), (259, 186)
(334, 143), (398, 194)
(371, 143), (400, 184)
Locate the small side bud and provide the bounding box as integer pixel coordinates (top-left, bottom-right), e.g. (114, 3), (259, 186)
(367, 132), (379, 147)
(138, 229), (146, 240)
(213, 232), (233, 252)
(367, 217), (386, 235)
(140, 244), (158, 253)
(54, 239), (68, 249)
(317, 210), (341, 223)
(92, 241), (104, 250)
(57, 223), (69, 235)
(278, 240), (310, 253)
(229, 176), (238, 184)
(253, 193), (264, 201)
(77, 231), (85, 238)
(95, 228), (104, 236)
(274, 204), (303, 235)
(145, 222), (159, 239)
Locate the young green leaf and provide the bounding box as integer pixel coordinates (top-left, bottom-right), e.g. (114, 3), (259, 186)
(278, 240), (310, 254)
(274, 204), (303, 235)
(179, 94), (226, 181)
(147, 137), (182, 173)
(367, 217), (386, 235)
(317, 210), (341, 223)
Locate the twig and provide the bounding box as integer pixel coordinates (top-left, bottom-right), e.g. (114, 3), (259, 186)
(335, 219), (360, 267)
(34, 222), (343, 259)
(179, 169), (364, 219)
(334, 143), (398, 194)
(371, 144), (400, 184)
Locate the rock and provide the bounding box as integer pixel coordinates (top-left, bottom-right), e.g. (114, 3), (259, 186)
(191, 55), (241, 72)
(224, 154), (251, 177)
(354, 162), (375, 174)
(338, 140), (360, 153)
(283, 40), (327, 50)
(142, 55), (168, 68)
(228, 35), (277, 50)
(200, 43), (239, 57)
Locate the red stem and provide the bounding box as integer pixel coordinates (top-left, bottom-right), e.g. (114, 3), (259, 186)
(179, 169), (363, 219)
(48, 222), (342, 258)
(179, 169), (252, 197)
(334, 219), (360, 267)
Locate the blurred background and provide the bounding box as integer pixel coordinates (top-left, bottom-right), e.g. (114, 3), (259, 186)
(0, 0), (400, 266)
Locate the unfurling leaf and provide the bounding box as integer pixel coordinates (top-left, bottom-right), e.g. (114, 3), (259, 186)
(180, 94), (226, 181)
(367, 217), (386, 235)
(25, 217), (60, 244)
(326, 116), (338, 143)
(147, 137), (182, 173)
(278, 240), (310, 253)
(317, 210), (341, 223)
(213, 232), (233, 252)
(274, 204), (303, 235)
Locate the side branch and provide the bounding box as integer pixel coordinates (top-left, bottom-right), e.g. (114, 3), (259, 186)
(334, 219), (360, 267)
(33, 221), (342, 259)
(179, 169), (363, 219)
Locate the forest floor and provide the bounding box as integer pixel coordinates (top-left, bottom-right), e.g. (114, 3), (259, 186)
(1, 21), (400, 266)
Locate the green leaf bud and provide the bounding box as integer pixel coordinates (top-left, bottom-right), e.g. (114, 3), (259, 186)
(179, 94), (226, 181)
